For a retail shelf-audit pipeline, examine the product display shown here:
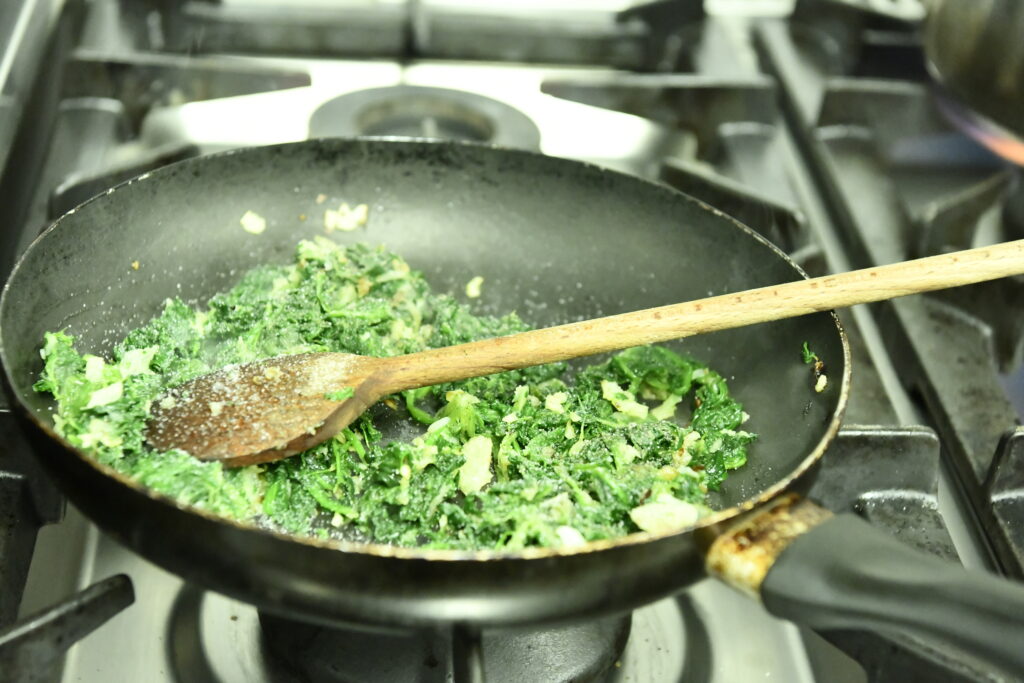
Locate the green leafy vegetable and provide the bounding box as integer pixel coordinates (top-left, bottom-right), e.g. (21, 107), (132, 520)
(35, 237), (756, 549)
(801, 341), (819, 365)
(801, 341), (828, 393)
(325, 387), (355, 401)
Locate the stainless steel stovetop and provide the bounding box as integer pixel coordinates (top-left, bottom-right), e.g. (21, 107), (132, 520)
(2, 1), (1022, 682)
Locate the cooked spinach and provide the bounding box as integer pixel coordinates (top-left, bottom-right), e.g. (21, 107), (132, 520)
(35, 238), (755, 550)
(801, 341), (819, 365)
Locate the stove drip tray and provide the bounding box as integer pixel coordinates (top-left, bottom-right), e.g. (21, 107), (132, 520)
(309, 85), (542, 150)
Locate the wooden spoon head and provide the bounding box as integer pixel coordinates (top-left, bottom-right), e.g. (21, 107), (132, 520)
(145, 352), (386, 467)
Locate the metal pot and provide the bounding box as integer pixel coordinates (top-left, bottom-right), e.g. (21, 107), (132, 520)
(924, 0), (1024, 142)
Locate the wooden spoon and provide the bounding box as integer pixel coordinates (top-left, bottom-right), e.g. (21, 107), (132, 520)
(146, 240), (1024, 467)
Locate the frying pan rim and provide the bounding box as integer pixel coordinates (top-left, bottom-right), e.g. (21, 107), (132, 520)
(0, 137), (851, 563)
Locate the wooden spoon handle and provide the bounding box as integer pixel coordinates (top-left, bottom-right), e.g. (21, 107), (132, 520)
(376, 240), (1024, 394)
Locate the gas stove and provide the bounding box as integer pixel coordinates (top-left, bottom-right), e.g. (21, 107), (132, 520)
(0, 1), (1020, 681)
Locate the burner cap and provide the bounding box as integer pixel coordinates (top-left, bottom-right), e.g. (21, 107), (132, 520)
(309, 85), (541, 149)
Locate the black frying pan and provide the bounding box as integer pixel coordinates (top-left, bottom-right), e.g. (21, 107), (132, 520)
(2, 139), (1023, 673)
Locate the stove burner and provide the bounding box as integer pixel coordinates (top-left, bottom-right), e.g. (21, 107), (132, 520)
(309, 86), (542, 150)
(167, 585), (698, 683)
(259, 611), (631, 682)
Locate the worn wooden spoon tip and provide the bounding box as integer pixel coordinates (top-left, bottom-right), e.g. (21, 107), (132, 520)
(145, 352), (384, 467)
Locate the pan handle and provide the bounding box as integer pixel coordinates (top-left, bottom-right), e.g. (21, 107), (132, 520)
(706, 495), (1024, 676)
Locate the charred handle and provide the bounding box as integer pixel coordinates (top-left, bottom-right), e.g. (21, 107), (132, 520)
(760, 513), (1024, 676)
(377, 240), (1024, 393)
